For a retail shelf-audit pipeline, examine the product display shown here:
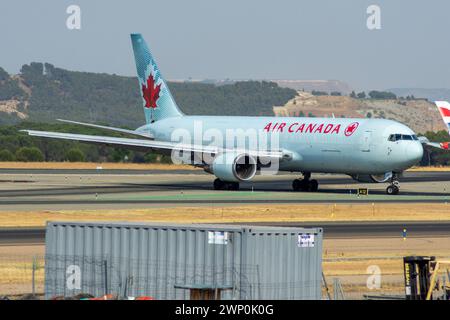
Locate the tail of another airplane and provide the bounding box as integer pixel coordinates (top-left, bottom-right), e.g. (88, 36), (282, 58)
(435, 101), (450, 135)
(131, 33), (183, 124)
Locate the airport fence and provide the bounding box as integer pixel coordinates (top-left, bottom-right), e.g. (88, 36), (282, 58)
(322, 277), (406, 300)
(0, 254), (408, 300)
(0, 255), (45, 297)
(44, 254), (322, 300)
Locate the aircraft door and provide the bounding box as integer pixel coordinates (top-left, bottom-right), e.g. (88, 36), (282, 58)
(361, 131), (372, 152)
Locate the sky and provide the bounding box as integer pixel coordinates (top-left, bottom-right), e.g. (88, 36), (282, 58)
(1, 0), (450, 90)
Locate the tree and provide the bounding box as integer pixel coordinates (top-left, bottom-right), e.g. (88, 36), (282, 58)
(350, 91), (356, 98)
(357, 92), (366, 99)
(15, 147), (44, 162)
(311, 90), (327, 96)
(366, 112), (372, 118)
(0, 149), (15, 161)
(330, 91), (341, 96)
(368, 90), (397, 99)
(0, 67), (9, 81)
(65, 148), (85, 162)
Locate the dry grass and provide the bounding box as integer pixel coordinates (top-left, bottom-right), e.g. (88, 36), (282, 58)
(323, 259), (402, 276)
(1, 203), (450, 227)
(0, 162), (197, 171)
(408, 166), (450, 172)
(0, 258), (44, 285)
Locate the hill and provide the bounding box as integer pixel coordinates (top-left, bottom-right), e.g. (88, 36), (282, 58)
(388, 88), (450, 102)
(273, 80), (352, 95)
(0, 63), (297, 127)
(273, 91), (447, 134)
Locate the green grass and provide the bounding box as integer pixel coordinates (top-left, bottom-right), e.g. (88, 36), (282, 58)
(97, 190), (450, 202)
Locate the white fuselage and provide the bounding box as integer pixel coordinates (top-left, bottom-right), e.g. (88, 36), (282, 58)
(137, 116), (424, 175)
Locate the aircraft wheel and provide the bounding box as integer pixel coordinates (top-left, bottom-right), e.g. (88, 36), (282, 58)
(227, 182), (239, 191)
(309, 179), (319, 192)
(213, 178), (225, 190)
(386, 185), (399, 195)
(292, 179), (302, 191)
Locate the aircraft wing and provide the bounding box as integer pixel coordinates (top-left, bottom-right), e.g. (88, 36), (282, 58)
(21, 130), (286, 159)
(418, 136), (449, 150)
(57, 119), (154, 139)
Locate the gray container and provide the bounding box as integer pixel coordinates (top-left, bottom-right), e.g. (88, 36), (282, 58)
(44, 221), (322, 300)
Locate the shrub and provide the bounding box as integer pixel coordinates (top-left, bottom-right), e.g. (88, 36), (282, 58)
(15, 147), (44, 162)
(65, 148), (85, 162)
(0, 149), (15, 161)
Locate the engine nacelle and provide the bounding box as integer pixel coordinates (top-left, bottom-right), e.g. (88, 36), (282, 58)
(351, 172), (393, 183)
(211, 153), (257, 182)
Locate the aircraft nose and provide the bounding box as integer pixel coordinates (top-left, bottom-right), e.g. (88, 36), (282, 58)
(406, 142), (424, 164)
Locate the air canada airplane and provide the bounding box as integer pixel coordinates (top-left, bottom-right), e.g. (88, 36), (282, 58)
(22, 34), (450, 195)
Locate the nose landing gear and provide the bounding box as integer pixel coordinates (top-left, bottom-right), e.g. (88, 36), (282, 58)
(292, 172), (319, 192)
(386, 173), (400, 195)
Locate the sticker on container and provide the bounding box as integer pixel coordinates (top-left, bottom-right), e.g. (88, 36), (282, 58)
(208, 231), (228, 245)
(298, 234), (315, 247)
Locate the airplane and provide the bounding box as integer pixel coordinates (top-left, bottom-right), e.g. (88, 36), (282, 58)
(21, 34), (450, 195)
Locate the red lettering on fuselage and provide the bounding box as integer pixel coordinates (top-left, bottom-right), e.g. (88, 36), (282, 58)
(314, 124), (324, 133)
(305, 123), (316, 133)
(324, 123), (333, 133)
(296, 123), (305, 133)
(288, 123), (298, 133)
(272, 123), (278, 132)
(263, 122), (342, 134)
(331, 124), (341, 134)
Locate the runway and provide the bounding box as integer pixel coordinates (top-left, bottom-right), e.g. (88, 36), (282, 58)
(0, 170), (449, 211)
(2, 221), (450, 245)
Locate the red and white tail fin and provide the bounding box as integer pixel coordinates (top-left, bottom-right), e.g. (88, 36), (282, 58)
(435, 101), (450, 135)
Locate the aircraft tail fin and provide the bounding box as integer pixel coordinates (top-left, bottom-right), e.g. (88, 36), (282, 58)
(435, 101), (450, 135)
(130, 33), (183, 124)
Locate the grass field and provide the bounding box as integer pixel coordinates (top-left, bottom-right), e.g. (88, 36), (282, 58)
(1, 203), (450, 227)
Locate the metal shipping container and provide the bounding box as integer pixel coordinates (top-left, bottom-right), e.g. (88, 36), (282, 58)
(44, 221), (323, 300)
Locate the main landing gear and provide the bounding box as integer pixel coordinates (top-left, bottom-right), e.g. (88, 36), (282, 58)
(213, 178), (239, 190)
(386, 173), (400, 195)
(292, 172), (319, 192)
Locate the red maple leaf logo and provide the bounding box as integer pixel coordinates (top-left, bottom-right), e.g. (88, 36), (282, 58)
(142, 74), (161, 109)
(344, 122), (359, 136)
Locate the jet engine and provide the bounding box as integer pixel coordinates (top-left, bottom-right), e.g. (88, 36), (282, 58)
(210, 153), (257, 182)
(351, 172), (393, 183)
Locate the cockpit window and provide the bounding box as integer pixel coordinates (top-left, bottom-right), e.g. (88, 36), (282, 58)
(402, 134), (413, 140)
(388, 134), (418, 141)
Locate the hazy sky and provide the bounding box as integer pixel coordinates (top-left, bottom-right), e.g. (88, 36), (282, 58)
(1, 0), (450, 90)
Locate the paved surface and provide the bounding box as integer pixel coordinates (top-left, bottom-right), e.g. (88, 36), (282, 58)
(0, 170), (450, 211)
(2, 221), (450, 245)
